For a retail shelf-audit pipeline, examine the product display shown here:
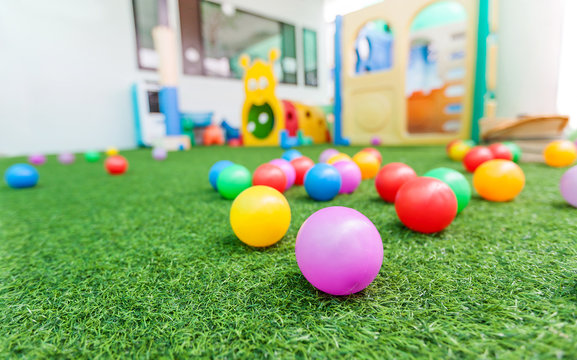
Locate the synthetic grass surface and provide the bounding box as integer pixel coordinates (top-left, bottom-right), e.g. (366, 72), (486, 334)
(1, 146), (577, 359)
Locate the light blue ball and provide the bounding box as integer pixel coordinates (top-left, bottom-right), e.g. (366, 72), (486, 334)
(304, 163), (342, 201)
(209, 160), (234, 191)
(4, 164), (39, 189)
(282, 149), (302, 162)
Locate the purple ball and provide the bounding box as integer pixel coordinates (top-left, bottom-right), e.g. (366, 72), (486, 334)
(152, 147), (167, 161)
(295, 206), (383, 296)
(371, 137), (382, 146)
(560, 165), (577, 207)
(269, 158), (296, 190)
(28, 154), (46, 166)
(58, 152), (75, 165)
(319, 148), (340, 163)
(333, 161), (362, 194)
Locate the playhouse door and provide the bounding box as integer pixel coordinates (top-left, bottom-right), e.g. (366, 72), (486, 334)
(340, 0), (478, 145)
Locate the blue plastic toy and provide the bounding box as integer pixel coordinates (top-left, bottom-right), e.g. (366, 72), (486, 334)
(282, 149), (303, 162)
(209, 160), (235, 191)
(4, 164), (39, 189)
(303, 163), (342, 201)
(221, 120), (241, 142)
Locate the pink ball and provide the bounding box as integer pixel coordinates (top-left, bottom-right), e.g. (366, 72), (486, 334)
(269, 158), (296, 190)
(333, 161), (362, 194)
(58, 152), (75, 164)
(28, 154), (46, 166)
(319, 148), (340, 163)
(152, 147), (167, 161)
(295, 206), (383, 296)
(371, 137), (382, 146)
(560, 165), (577, 207)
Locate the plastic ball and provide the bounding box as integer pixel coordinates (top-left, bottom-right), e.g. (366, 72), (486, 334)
(282, 149), (303, 162)
(230, 186), (291, 247)
(502, 142), (522, 163)
(473, 159), (525, 202)
(28, 154), (46, 166)
(423, 167), (471, 214)
(58, 152), (75, 165)
(319, 148), (340, 163)
(295, 206), (383, 296)
(375, 163), (417, 203)
(448, 141), (472, 161)
(543, 140), (577, 167)
(105, 155), (128, 175)
(446, 139), (460, 153)
(333, 161), (362, 194)
(106, 147), (119, 156)
(326, 153), (351, 165)
(463, 146), (494, 173)
(560, 165), (577, 207)
(290, 156), (315, 186)
(228, 138), (242, 147)
(209, 160), (235, 191)
(395, 177), (458, 233)
(252, 163), (287, 193)
(371, 137), (382, 146)
(152, 147), (167, 161)
(360, 147), (382, 164)
(216, 164), (252, 200)
(4, 164), (39, 189)
(488, 143), (513, 160)
(84, 151), (101, 163)
(304, 163), (342, 201)
(269, 158), (296, 190)
(352, 151), (380, 180)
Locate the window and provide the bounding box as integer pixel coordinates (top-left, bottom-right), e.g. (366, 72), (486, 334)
(303, 28), (318, 86)
(354, 20), (393, 75)
(132, 0), (159, 70)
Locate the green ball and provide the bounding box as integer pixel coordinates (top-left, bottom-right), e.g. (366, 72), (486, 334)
(84, 151), (101, 163)
(424, 167), (471, 214)
(502, 142), (522, 163)
(463, 139), (476, 147)
(216, 164), (252, 200)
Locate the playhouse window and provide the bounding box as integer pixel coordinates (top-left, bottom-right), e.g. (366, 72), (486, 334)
(303, 28), (319, 87)
(354, 20), (394, 75)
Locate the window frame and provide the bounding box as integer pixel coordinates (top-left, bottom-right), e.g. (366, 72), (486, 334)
(302, 27), (319, 87)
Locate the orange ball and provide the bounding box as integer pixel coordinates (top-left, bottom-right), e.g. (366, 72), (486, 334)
(473, 159), (525, 202)
(352, 152), (380, 180)
(326, 153), (352, 165)
(448, 141), (472, 161)
(543, 140), (577, 167)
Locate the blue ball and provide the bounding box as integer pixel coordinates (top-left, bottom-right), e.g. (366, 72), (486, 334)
(304, 163), (342, 201)
(4, 164), (39, 189)
(282, 149), (303, 162)
(209, 160), (234, 191)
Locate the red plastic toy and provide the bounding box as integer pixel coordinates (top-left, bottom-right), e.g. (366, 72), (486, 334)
(105, 155), (128, 175)
(252, 163), (287, 193)
(395, 177), (457, 233)
(463, 146), (494, 173)
(360, 147), (382, 164)
(290, 156), (315, 186)
(203, 125), (225, 145)
(488, 143), (513, 160)
(375, 163), (417, 203)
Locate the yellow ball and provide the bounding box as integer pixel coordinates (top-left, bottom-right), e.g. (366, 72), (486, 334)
(448, 141), (471, 161)
(230, 186), (291, 247)
(326, 153), (352, 165)
(473, 159), (525, 202)
(106, 147), (119, 156)
(352, 151), (380, 180)
(543, 140), (577, 167)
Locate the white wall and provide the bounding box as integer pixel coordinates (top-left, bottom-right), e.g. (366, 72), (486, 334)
(0, 0), (328, 156)
(495, 0), (564, 117)
(557, 0), (577, 128)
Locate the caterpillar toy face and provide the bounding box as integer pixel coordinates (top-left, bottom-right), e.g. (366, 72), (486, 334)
(239, 50), (284, 146)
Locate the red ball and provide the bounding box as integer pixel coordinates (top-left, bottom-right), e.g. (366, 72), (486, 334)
(105, 155), (128, 175)
(360, 147), (382, 164)
(290, 156), (315, 186)
(395, 177), (458, 233)
(375, 163), (417, 203)
(488, 143), (513, 160)
(463, 146), (494, 173)
(252, 163), (287, 193)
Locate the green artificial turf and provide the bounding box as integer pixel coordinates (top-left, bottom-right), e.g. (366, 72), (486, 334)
(1, 146), (577, 359)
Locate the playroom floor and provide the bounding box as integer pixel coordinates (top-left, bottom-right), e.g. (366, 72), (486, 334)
(1, 146), (577, 358)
